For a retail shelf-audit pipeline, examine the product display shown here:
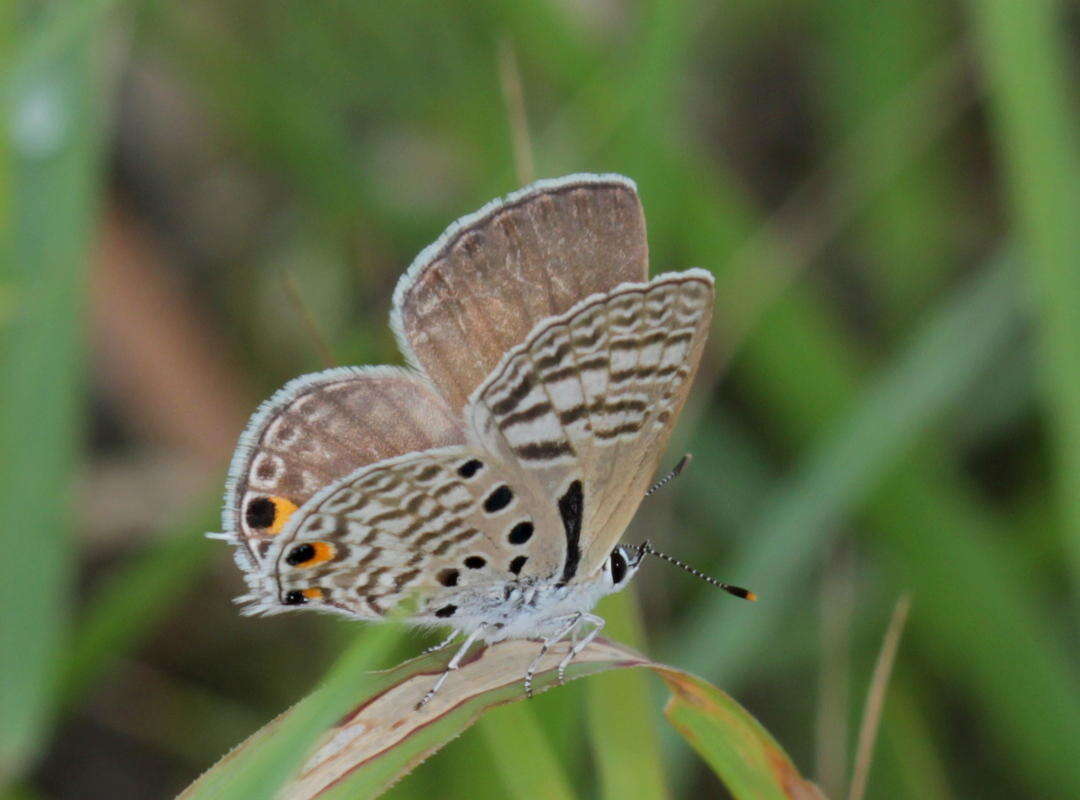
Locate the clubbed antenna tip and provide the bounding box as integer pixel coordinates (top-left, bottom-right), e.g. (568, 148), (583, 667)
(638, 540), (757, 601)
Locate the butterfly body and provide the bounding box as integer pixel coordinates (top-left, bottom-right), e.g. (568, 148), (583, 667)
(213, 174), (714, 695)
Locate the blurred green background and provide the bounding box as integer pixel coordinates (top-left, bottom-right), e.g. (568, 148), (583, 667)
(4, 1), (1080, 798)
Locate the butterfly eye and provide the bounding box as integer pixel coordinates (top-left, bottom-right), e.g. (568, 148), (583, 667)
(610, 548), (628, 584)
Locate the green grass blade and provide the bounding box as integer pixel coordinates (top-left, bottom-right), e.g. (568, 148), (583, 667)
(585, 591), (669, 800)
(660, 669), (826, 800)
(477, 703), (579, 800)
(58, 500), (220, 706)
(9, 0), (122, 90)
(970, 0), (1080, 610)
(871, 676), (954, 800)
(0, 35), (103, 783)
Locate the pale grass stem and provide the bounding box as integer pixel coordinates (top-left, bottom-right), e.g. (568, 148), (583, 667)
(281, 272), (337, 369)
(848, 593), (912, 800)
(815, 548), (854, 798)
(498, 36), (535, 186)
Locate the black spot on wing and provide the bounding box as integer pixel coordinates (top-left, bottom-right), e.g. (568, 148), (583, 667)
(557, 479), (584, 585)
(508, 520), (534, 545)
(282, 590), (306, 606)
(246, 497), (276, 529)
(285, 543), (314, 566)
(484, 485), (514, 513)
(457, 459), (483, 478)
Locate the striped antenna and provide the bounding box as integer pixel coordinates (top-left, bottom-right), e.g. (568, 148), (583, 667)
(645, 453), (692, 497)
(638, 541), (757, 601)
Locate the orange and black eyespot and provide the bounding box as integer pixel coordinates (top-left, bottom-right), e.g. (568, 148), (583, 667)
(283, 588), (324, 605)
(245, 495), (298, 535)
(285, 541), (336, 567)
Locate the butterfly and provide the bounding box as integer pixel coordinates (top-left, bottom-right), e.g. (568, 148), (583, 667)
(211, 173), (750, 707)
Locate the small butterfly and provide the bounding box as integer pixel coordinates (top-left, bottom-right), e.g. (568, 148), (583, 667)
(211, 174), (752, 707)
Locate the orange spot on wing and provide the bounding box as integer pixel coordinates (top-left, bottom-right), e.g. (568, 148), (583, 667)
(308, 541), (336, 564)
(294, 541), (337, 567)
(302, 588), (324, 600)
(267, 496), (299, 535)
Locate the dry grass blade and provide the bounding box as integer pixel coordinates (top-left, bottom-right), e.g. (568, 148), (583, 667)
(497, 36), (535, 185)
(287, 639), (629, 798)
(281, 272), (338, 369)
(848, 594), (912, 800)
(815, 549), (854, 798)
(180, 637), (821, 800)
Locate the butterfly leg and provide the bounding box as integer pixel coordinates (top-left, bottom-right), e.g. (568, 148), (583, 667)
(555, 613), (604, 685)
(420, 630), (459, 656)
(416, 624), (486, 710)
(523, 613), (582, 699)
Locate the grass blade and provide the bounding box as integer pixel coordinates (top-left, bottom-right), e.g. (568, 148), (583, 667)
(585, 591), (670, 800)
(970, 0), (1080, 610)
(661, 670), (827, 800)
(183, 638), (816, 800)
(477, 703), (578, 800)
(184, 639), (629, 800)
(1, 36), (103, 782)
(59, 501), (219, 706)
(847, 595), (911, 800)
(179, 634), (816, 798)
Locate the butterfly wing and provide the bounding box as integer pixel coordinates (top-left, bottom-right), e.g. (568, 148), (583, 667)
(221, 366), (464, 568)
(392, 174), (648, 414)
(468, 270), (715, 580)
(242, 447), (565, 620)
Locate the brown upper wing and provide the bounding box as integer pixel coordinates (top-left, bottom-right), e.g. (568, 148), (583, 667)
(222, 366), (464, 566)
(391, 174), (648, 413)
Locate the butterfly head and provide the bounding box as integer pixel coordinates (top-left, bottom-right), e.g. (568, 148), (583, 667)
(601, 544), (646, 591)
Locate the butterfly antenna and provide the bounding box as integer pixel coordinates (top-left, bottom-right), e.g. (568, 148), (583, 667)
(638, 541), (757, 601)
(645, 453), (692, 497)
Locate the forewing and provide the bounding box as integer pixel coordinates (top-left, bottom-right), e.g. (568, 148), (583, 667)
(222, 367), (464, 569)
(241, 447), (565, 621)
(468, 270), (715, 579)
(392, 174), (648, 413)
